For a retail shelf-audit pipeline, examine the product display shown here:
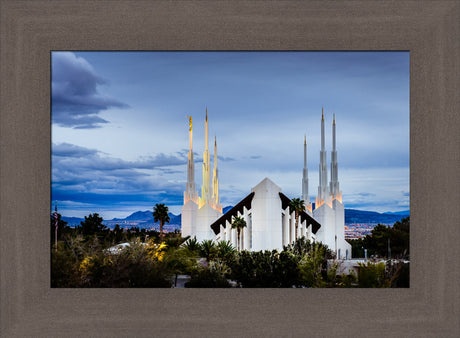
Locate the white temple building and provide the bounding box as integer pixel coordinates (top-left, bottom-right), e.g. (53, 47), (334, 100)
(181, 108), (351, 258)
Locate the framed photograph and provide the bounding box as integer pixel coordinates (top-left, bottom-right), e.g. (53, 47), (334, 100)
(1, 0), (458, 336)
(50, 50), (410, 289)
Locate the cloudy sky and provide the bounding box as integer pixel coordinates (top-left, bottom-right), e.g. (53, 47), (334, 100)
(51, 51), (409, 219)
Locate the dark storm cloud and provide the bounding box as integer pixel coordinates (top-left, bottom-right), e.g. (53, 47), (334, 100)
(52, 143), (188, 202)
(53, 143), (188, 172)
(52, 143), (99, 157)
(52, 52), (128, 129)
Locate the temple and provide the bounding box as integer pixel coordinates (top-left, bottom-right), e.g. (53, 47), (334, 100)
(181, 107), (351, 258)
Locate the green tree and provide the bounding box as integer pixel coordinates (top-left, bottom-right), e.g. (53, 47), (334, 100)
(391, 217), (410, 259)
(80, 213), (106, 237)
(216, 240), (236, 264)
(51, 241), (80, 287)
(231, 216), (247, 251)
(289, 198), (305, 240)
(153, 203), (170, 242)
(164, 246), (199, 286)
(113, 224), (125, 243)
(357, 261), (389, 288)
(347, 238), (365, 258)
(354, 217), (410, 259)
(229, 250), (300, 287)
(183, 236), (200, 254)
(185, 266), (231, 288)
(199, 239), (217, 262)
(299, 244), (328, 287)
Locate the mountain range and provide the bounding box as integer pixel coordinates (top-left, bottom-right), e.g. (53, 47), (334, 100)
(61, 207), (409, 230)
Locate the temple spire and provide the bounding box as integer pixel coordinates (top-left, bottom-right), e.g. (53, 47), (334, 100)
(321, 108), (325, 150)
(330, 113), (341, 202)
(332, 114), (336, 151)
(214, 136), (217, 169)
(212, 136), (221, 210)
(205, 107), (208, 151)
(200, 108), (212, 207)
(304, 135), (307, 167)
(316, 108), (328, 208)
(302, 135), (310, 212)
(184, 116), (197, 204)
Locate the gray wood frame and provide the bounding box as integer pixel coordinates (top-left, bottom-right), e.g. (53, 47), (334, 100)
(1, 1), (459, 336)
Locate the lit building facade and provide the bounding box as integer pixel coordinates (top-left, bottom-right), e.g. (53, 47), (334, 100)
(181, 109), (222, 242)
(181, 107), (351, 259)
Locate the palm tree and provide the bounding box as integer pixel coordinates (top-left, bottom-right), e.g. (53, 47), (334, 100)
(231, 216), (247, 251)
(289, 198), (305, 241)
(199, 239), (216, 263)
(153, 203), (170, 242)
(183, 236), (200, 254)
(216, 240), (236, 262)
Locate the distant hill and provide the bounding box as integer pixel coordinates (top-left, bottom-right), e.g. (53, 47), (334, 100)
(62, 210), (181, 230)
(383, 210), (410, 216)
(345, 209), (409, 225)
(61, 216), (86, 225)
(223, 206), (233, 213)
(61, 207), (409, 229)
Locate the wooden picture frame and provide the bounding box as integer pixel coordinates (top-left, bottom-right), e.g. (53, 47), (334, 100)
(1, 1), (458, 336)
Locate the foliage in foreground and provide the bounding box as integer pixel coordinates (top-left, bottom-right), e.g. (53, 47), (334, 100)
(51, 213), (409, 288)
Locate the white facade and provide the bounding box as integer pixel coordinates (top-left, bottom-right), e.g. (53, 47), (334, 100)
(211, 178), (320, 252)
(250, 178), (283, 251)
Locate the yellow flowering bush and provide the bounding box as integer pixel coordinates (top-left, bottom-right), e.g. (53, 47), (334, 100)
(146, 240), (168, 262)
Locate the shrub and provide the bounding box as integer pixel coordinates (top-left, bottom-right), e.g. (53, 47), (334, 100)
(357, 262), (389, 288)
(185, 266), (231, 288)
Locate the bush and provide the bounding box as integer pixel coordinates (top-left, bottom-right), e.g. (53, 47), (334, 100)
(51, 242), (80, 287)
(185, 266), (231, 288)
(387, 261), (410, 288)
(229, 250), (300, 287)
(357, 262), (389, 288)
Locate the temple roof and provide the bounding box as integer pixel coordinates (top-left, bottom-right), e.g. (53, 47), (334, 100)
(210, 192), (255, 235)
(209, 191), (321, 235)
(279, 192), (321, 234)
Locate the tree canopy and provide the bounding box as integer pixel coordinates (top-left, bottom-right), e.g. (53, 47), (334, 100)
(347, 217), (410, 259)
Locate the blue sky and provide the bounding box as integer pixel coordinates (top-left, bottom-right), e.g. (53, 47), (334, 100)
(51, 51), (409, 218)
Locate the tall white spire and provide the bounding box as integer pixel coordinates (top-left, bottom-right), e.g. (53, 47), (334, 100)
(184, 116), (198, 204)
(302, 135), (311, 212)
(330, 114), (342, 202)
(212, 136), (222, 212)
(200, 108), (212, 207)
(205, 108), (208, 152)
(316, 107), (329, 208)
